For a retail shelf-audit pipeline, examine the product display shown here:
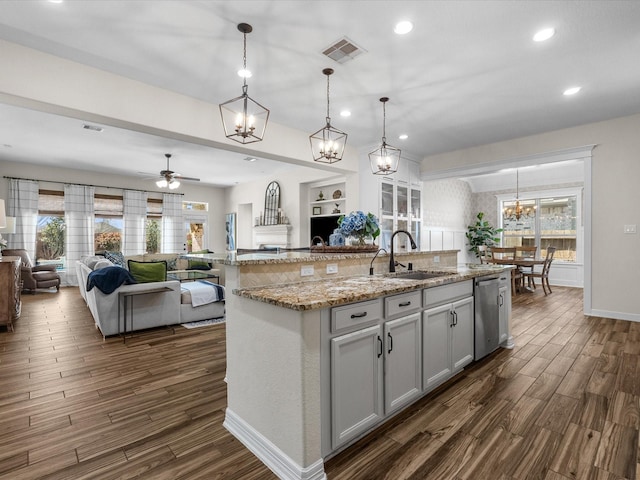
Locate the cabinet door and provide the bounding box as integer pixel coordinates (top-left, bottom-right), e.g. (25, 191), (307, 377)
(451, 296), (474, 372)
(384, 313), (422, 414)
(498, 286), (508, 344)
(331, 324), (384, 449)
(422, 303), (453, 391)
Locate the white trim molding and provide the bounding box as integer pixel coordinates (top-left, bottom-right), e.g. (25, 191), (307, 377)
(224, 409), (327, 480)
(589, 309), (640, 323)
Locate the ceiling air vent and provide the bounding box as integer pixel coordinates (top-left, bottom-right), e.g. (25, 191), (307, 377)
(322, 36), (366, 64)
(82, 124), (104, 132)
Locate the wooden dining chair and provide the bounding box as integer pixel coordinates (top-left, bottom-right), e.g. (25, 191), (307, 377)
(524, 247), (556, 295)
(489, 247), (522, 294)
(477, 245), (490, 264)
(515, 245), (538, 288)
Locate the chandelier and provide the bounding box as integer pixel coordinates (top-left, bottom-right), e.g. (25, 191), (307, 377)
(309, 68), (347, 163)
(219, 23), (269, 144)
(369, 97), (401, 175)
(503, 169), (536, 221)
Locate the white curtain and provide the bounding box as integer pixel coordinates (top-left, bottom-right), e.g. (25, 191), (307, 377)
(65, 184), (95, 285)
(161, 193), (185, 253)
(7, 179), (39, 259)
(123, 190), (148, 255)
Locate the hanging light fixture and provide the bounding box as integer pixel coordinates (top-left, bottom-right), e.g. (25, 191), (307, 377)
(503, 169), (536, 221)
(219, 23), (269, 144)
(369, 97), (401, 175)
(309, 68), (347, 164)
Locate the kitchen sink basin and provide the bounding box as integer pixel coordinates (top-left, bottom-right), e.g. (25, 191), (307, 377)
(391, 271), (449, 280)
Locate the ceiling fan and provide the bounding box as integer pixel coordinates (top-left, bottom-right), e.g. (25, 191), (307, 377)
(152, 153), (200, 189)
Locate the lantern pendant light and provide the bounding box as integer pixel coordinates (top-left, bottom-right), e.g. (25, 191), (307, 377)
(369, 97), (401, 175)
(219, 23), (269, 144)
(309, 68), (347, 164)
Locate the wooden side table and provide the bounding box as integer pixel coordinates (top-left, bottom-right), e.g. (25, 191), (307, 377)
(0, 256), (21, 332)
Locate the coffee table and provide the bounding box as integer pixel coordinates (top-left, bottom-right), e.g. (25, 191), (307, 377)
(168, 270), (220, 284)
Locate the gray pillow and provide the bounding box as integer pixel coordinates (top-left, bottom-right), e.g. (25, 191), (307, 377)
(93, 259), (114, 270)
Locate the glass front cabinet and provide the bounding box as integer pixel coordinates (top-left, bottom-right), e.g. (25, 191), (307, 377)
(379, 178), (421, 252)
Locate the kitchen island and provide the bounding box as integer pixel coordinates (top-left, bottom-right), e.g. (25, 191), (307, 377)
(222, 250), (511, 480)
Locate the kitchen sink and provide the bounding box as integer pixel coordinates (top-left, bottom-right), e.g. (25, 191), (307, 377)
(391, 271), (450, 280)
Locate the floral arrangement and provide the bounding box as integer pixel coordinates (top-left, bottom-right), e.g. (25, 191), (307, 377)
(0, 235), (6, 250)
(338, 211), (380, 245)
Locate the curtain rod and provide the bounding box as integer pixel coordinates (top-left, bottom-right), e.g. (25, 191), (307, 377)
(3, 175), (184, 196)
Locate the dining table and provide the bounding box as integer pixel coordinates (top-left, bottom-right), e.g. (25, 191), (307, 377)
(487, 257), (545, 293)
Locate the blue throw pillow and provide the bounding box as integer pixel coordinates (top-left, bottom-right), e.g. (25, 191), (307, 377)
(104, 251), (126, 268)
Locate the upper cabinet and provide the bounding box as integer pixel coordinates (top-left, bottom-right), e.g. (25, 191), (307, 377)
(360, 158), (422, 252)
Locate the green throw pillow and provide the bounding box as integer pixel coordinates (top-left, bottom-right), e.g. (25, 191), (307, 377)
(188, 259), (211, 270)
(127, 260), (167, 283)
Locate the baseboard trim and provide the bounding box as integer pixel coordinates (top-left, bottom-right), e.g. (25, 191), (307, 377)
(589, 309), (640, 323)
(224, 409), (327, 480)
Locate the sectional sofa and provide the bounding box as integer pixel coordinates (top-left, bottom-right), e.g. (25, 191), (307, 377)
(76, 253), (225, 337)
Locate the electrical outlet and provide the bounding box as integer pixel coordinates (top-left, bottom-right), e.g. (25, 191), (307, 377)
(433, 255), (440, 263)
(624, 224), (637, 234)
(326, 264), (338, 274)
(301, 265), (314, 277)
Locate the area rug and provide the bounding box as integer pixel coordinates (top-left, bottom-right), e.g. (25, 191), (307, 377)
(181, 317), (226, 329)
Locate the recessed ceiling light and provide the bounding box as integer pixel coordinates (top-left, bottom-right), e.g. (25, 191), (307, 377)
(563, 86), (581, 96)
(533, 27), (555, 42)
(48, 0), (64, 3)
(394, 21), (413, 35)
(399, 134), (408, 140)
(237, 68), (252, 78)
(340, 110), (351, 117)
(244, 157), (257, 162)
(82, 124), (104, 132)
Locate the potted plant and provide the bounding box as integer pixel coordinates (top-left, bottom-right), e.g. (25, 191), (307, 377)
(466, 212), (502, 258)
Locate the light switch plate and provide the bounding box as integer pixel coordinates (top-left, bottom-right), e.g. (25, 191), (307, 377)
(301, 265), (314, 276)
(433, 255), (440, 263)
(326, 264), (338, 274)
(624, 224), (637, 234)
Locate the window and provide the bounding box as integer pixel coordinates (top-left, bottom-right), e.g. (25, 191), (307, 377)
(37, 190), (65, 269)
(94, 195), (123, 252)
(500, 189), (580, 262)
(146, 199), (162, 253)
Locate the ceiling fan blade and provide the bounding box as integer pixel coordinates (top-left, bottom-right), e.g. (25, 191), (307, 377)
(173, 175), (200, 182)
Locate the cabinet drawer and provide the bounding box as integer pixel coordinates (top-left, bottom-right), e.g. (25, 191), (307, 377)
(423, 281), (473, 308)
(331, 299), (382, 333)
(385, 290), (422, 319)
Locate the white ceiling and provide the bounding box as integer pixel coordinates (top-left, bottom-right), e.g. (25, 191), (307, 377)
(0, 0), (639, 187)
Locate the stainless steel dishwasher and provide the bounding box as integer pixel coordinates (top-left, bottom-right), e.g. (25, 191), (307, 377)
(474, 275), (501, 360)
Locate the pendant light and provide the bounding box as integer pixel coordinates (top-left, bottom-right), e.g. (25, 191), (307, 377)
(503, 169), (536, 221)
(369, 97), (400, 175)
(309, 68), (347, 164)
(219, 23), (269, 144)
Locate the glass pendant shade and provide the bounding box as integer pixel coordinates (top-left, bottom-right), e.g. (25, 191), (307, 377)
(219, 23), (269, 144)
(310, 68), (347, 164)
(369, 97), (400, 175)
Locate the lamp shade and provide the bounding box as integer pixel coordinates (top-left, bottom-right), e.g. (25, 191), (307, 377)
(0, 217), (16, 234)
(0, 199), (6, 229)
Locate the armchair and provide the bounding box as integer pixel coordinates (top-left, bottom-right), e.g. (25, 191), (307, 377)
(2, 249), (61, 294)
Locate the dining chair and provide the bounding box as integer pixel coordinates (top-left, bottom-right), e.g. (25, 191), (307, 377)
(477, 245), (490, 264)
(488, 247), (522, 294)
(515, 245), (538, 288)
(524, 247), (556, 295)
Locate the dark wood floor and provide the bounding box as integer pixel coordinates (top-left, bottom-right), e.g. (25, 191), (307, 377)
(0, 286), (636, 479)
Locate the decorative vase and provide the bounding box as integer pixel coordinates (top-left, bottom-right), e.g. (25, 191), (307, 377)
(329, 229), (345, 247)
(349, 233), (374, 246)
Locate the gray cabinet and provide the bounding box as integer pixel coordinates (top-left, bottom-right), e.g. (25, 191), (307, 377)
(422, 281), (474, 392)
(499, 285), (508, 344)
(331, 324), (384, 449)
(384, 312), (422, 414)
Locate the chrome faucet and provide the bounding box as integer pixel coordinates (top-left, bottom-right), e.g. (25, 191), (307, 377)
(389, 230), (417, 273)
(369, 248), (387, 275)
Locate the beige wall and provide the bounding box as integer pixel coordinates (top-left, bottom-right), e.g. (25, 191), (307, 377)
(422, 113), (640, 320)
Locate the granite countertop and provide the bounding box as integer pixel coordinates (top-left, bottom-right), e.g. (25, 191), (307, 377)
(184, 250), (459, 266)
(233, 264), (509, 311)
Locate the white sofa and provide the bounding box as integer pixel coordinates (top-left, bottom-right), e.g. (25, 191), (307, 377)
(76, 257), (225, 337)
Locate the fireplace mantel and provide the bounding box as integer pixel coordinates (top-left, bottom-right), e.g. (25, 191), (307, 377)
(253, 224), (292, 249)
